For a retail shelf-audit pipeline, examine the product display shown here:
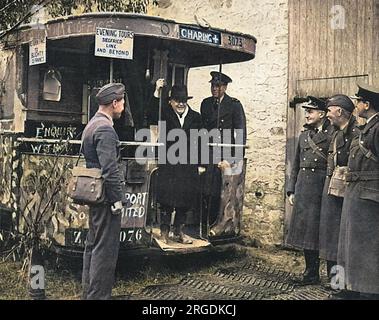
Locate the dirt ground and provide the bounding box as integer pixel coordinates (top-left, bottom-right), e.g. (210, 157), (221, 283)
(0, 244), (317, 300)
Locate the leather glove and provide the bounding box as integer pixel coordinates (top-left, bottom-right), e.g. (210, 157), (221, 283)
(111, 201), (123, 215)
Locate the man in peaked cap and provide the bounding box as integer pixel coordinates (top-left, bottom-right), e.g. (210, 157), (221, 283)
(286, 96), (335, 285)
(335, 83), (379, 299)
(318, 94), (359, 291)
(81, 82), (126, 300)
(200, 71), (247, 229)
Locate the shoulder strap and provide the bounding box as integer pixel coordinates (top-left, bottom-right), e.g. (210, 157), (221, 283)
(358, 133), (379, 162)
(307, 131), (327, 160)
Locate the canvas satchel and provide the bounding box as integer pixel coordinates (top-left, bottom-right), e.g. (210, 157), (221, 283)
(67, 145), (105, 205)
(327, 136), (347, 198)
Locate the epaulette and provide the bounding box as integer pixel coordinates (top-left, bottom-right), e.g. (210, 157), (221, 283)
(231, 97), (241, 103)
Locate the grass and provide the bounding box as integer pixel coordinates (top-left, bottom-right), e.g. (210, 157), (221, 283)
(0, 244), (304, 300)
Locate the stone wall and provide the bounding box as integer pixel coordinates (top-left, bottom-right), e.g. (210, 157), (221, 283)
(149, 0), (289, 246)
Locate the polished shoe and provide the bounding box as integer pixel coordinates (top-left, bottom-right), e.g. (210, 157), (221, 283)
(294, 273), (320, 285)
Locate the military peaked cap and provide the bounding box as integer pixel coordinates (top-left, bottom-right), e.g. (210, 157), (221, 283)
(209, 71), (232, 85)
(302, 96), (327, 112)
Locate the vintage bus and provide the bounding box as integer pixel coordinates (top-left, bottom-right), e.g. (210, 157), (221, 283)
(0, 13), (256, 255)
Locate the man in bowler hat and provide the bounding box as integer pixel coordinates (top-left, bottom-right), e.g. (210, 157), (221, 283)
(286, 96), (335, 285)
(81, 83), (126, 299)
(150, 80), (203, 244)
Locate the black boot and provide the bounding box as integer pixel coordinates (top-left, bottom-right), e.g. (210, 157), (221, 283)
(296, 250), (320, 285)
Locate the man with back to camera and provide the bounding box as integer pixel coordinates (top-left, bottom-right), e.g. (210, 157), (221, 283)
(286, 96), (335, 285)
(81, 83), (126, 300)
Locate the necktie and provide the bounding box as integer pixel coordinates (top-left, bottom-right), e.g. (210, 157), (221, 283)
(213, 99), (219, 111)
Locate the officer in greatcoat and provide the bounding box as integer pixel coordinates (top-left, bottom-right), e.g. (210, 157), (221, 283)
(286, 96), (335, 285)
(149, 80), (204, 244)
(319, 95), (359, 282)
(336, 83), (379, 299)
(200, 72), (247, 225)
(81, 83), (126, 300)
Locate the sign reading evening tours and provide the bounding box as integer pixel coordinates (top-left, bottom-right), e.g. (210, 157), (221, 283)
(29, 36), (46, 66)
(95, 27), (134, 60)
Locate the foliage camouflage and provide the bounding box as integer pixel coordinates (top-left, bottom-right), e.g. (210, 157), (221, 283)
(0, 0), (158, 32)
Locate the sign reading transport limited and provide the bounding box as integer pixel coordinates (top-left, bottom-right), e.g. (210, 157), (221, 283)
(95, 27), (134, 59)
(179, 26), (221, 46)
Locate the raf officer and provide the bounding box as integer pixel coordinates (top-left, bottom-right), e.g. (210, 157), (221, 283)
(81, 83), (126, 300)
(200, 72), (247, 226)
(336, 83), (379, 299)
(286, 96), (335, 285)
(318, 95), (359, 284)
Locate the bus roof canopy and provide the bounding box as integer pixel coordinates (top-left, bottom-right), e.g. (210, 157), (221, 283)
(11, 13), (256, 67)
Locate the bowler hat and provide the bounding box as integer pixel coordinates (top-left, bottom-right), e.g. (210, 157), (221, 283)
(302, 96), (327, 112)
(209, 71), (232, 85)
(326, 94), (355, 113)
(96, 82), (125, 105)
(169, 85), (193, 102)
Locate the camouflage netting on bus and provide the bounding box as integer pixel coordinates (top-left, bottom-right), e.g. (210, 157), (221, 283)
(18, 155), (89, 246)
(0, 134), (21, 214)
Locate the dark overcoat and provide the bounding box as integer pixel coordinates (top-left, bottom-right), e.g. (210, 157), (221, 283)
(200, 94), (246, 197)
(285, 120), (335, 250)
(150, 98), (204, 208)
(319, 117), (359, 261)
(337, 114), (379, 294)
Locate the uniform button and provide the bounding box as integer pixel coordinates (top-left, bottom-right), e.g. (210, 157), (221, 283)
(305, 140), (308, 142)
(361, 141), (364, 144)
(303, 158), (306, 161)
(338, 151), (341, 154)
(319, 148), (323, 151)
(302, 168), (306, 171)
(312, 169), (315, 172)
(315, 159), (318, 162)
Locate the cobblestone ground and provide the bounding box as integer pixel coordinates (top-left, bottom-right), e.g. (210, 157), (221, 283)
(113, 245), (332, 301)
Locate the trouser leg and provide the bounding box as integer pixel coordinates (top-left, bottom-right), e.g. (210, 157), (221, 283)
(327, 260), (337, 280)
(83, 204), (121, 300)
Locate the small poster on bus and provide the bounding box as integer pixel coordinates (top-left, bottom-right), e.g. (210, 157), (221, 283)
(95, 27), (134, 60)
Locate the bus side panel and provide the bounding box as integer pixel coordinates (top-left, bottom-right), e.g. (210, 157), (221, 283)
(19, 154), (89, 246)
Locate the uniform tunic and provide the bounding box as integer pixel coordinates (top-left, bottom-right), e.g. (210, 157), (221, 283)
(319, 118), (359, 261)
(337, 114), (379, 294)
(200, 94), (246, 197)
(286, 120), (335, 250)
(81, 112), (124, 300)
